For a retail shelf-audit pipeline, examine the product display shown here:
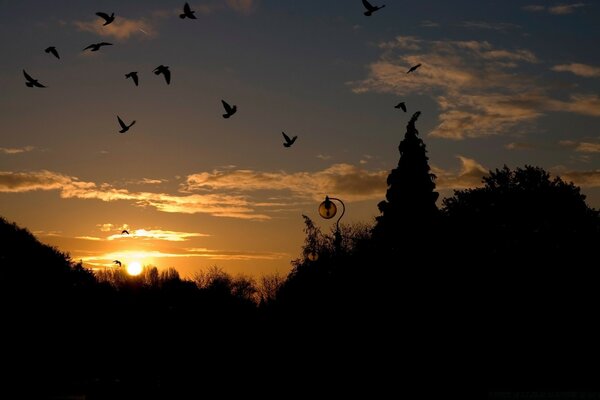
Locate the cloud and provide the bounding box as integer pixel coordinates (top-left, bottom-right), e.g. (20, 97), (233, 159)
(0, 164), (390, 219)
(183, 163), (388, 202)
(226, 0), (258, 14)
(559, 140), (600, 153)
(350, 36), (599, 139)
(74, 15), (158, 40)
(458, 21), (521, 31)
(549, 3), (587, 14)
(523, 4), (587, 14)
(552, 63), (600, 78)
(0, 170), (267, 220)
(107, 229), (209, 242)
(81, 248), (287, 268)
(75, 236), (102, 241)
(0, 146), (34, 154)
(432, 156), (488, 190)
(558, 170), (600, 187)
(421, 20), (440, 28)
(505, 142), (538, 150)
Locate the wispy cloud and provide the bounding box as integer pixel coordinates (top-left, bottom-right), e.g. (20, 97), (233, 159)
(80, 248), (286, 268)
(505, 142), (538, 150)
(107, 229), (209, 242)
(559, 140), (600, 153)
(0, 164), (390, 219)
(0, 146), (34, 154)
(184, 163), (388, 202)
(350, 36), (600, 139)
(552, 63), (600, 78)
(557, 169), (600, 187)
(74, 15), (159, 40)
(458, 21), (521, 31)
(0, 170), (268, 220)
(75, 236), (102, 241)
(421, 20), (440, 28)
(549, 3), (587, 14)
(523, 3), (588, 14)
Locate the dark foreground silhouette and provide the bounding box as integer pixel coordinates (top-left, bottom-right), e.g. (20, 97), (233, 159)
(3, 116), (600, 397)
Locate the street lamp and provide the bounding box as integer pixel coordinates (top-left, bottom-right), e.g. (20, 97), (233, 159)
(318, 195), (345, 253)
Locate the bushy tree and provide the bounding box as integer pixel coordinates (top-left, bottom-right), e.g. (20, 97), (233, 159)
(442, 165), (599, 264)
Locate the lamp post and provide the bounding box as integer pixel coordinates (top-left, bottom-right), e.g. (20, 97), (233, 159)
(318, 195), (346, 253)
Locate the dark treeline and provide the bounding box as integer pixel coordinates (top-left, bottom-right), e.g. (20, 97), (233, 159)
(2, 113), (600, 397)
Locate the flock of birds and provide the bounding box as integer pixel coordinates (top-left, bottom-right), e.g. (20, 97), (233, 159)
(22, 1), (419, 151)
(22, 1), (422, 269)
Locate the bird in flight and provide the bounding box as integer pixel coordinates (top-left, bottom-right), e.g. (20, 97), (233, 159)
(153, 65), (171, 85)
(180, 3), (197, 19)
(113, 260), (122, 267)
(395, 102), (407, 112)
(362, 0), (385, 16)
(23, 70), (46, 88)
(117, 116), (136, 133)
(96, 12), (115, 26)
(282, 132), (298, 148)
(45, 46), (60, 59)
(122, 230), (130, 235)
(125, 72), (139, 86)
(407, 63), (422, 74)
(221, 100), (237, 119)
(83, 42), (113, 52)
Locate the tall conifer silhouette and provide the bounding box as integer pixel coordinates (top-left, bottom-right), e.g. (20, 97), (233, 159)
(373, 111), (439, 249)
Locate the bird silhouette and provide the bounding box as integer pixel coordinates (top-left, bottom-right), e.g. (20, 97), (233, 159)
(180, 3), (197, 19)
(83, 42), (113, 52)
(153, 65), (171, 85)
(96, 12), (115, 26)
(45, 46), (60, 59)
(362, 0), (386, 16)
(125, 72), (139, 86)
(113, 260), (122, 267)
(395, 102), (407, 112)
(407, 63), (422, 74)
(221, 100), (237, 118)
(23, 70), (46, 88)
(117, 116), (136, 133)
(122, 230), (130, 235)
(282, 132), (297, 148)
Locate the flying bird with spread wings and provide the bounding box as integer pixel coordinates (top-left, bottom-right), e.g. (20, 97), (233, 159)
(122, 230), (130, 235)
(96, 12), (115, 26)
(113, 260), (122, 267)
(125, 72), (139, 86)
(153, 65), (171, 85)
(282, 132), (297, 148)
(23, 70), (46, 88)
(180, 3), (197, 19)
(395, 102), (407, 112)
(45, 46), (60, 59)
(83, 42), (113, 52)
(117, 116), (136, 133)
(221, 100), (237, 119)
(362, 0), (386, 16)
(407, 63), (422, 74)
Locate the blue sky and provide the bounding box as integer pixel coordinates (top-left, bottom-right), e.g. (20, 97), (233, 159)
(1, 0), (599, 276)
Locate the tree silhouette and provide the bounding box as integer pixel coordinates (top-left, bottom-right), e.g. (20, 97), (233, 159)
(442, 165), (599, 264)
(373, 111), (439, 249)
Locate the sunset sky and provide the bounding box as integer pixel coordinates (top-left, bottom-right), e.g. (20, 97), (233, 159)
(1, 0), (599, 277)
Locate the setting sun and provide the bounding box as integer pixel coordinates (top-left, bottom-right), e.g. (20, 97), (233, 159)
(126, 261), (143, 276)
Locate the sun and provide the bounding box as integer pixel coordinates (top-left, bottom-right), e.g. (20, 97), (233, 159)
(126, 261), (143, 276)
